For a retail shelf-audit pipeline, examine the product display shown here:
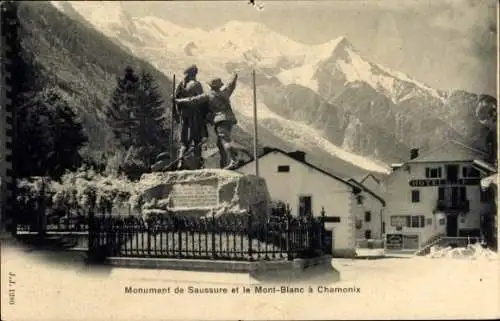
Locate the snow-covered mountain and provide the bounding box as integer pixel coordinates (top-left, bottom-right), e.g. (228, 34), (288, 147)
(50, 1), (490, 173)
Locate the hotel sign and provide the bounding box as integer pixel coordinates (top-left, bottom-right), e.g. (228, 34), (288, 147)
(385, 234), (403, 250)
(409, 178), (480, 187)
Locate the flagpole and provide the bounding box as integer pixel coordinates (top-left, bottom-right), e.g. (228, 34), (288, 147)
(252, 69), (259, 177)
(170, 74), (176, 165)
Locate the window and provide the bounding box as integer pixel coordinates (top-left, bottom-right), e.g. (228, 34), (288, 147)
(356, 195), (364, 205)
(425, 167), (442, 178)
(438, 187), (445, 201)
(364, 211), (371, 222)
(410, 215), (425, 228)
(411, 190), (420, 203)
(462, 166), (480, 178)
(460, 187), (467, 201)
(298, 196), (312, 217)
(365, 230), (372, 239)
(480, 189), (489, 203)
(277, 165), (290, 172)
(382, 222), (385, 234)
(391, 216), (407, 227)
(390, 215), (425, 228)
(439, 218), (446, 225)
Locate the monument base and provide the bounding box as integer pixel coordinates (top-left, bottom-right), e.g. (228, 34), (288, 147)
(138, 169), (271, 217)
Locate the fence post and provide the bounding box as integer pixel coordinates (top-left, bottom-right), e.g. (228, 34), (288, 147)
(146, 216), (151, 258)
(248, 209), (253, 261)
(211, 210), (216, 259)
(177, 216), (182, 258)
(321, 207), (326, 253)
(37, 178), (47, 238)
(286, 204), (292, 261)
(87, 207), (95, 261)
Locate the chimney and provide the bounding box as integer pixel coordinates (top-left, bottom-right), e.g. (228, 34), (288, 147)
(288, 151), (306, 162)
(410, 148), (419, 160)
(263, 147), (273, 154)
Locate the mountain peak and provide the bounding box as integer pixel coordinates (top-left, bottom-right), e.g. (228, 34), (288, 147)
(312, 35), (355, 63)
(217, 20), (271, 35)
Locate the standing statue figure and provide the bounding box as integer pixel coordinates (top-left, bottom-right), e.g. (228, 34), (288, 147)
(175, 73), (239, 170)
(173, 65), (209, 170)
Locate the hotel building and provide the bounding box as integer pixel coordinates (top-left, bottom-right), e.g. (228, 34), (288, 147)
(384, 140), (496, 251)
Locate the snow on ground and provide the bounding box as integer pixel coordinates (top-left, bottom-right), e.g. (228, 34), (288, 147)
(2, 243), (498, 320)
(428, 243), (498, 261)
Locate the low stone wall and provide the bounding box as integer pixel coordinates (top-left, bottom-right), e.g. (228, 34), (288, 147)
(105, 255), (340, 284)
(331, 248), (357, 258)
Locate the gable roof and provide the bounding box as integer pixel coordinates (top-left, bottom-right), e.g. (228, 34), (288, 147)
(406, 140), (488, 163)
(472, 159), (498, 174)
(346, 178), (386, 206)
(234, 147), (362, 193)
(355, 172), (382, 185)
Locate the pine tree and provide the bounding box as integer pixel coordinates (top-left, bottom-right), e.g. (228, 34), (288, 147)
(135, 71), (170, 170)
(106, 66), (140, 150)
(106, 68), (170, 178)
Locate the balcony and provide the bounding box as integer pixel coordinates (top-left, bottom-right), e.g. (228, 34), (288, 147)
(435, 199), (470, 213)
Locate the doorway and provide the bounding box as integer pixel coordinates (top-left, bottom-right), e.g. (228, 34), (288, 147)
(446, 215), (458, 237)
(324, 230), (333, 254)
(298, 195), (312, 217)
(446, 164), (459, 181)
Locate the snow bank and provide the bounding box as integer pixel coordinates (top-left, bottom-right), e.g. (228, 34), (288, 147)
(429, 243), (498, 261)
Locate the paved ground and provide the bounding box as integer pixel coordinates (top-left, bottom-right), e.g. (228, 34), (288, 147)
(1, 241), (499, 320)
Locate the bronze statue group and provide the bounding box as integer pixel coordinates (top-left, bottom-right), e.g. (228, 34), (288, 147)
(170, 65), (241, 171)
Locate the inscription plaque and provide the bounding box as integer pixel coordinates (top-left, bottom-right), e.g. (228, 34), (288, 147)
(169, 179), (219, 209)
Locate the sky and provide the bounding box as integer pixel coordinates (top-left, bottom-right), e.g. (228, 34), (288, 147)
(121, 0), (498, 96)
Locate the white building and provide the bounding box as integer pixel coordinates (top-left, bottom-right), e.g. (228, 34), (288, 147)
(384, 140), (497, 252)
(347, 175), (386, 247)
(235, 147), (370, 257)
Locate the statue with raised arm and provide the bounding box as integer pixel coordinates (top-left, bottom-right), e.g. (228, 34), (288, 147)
(173, 65), (209, 170)
(174, 73), (240, 170)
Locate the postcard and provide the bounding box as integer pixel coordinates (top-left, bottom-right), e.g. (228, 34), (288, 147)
(1, 0), (498, 320)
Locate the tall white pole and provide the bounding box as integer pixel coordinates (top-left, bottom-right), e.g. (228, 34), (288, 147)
(252, 69), (259, 177)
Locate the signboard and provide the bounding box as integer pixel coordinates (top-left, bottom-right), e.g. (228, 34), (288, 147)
(409, 179), (480, 187)
(169, 179), (219, 209)
(390, 216), (407, 227)
(324, 216), (341, 223)
(402, 234), (419, 250)
(385, 234), (403, 250)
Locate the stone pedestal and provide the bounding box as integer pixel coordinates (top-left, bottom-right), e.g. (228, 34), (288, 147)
(138, 169), (271, 218)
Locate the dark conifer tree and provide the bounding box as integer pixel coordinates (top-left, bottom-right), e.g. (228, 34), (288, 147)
(106, 67), (170, 178)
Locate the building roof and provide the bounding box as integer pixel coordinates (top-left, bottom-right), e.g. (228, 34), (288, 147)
(346, 178), (386, 206)
(472, 159), (498, 174)
(234, 147), (362, 194)
(355, 172), (383, 185)
(406, 140), (488, 163)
